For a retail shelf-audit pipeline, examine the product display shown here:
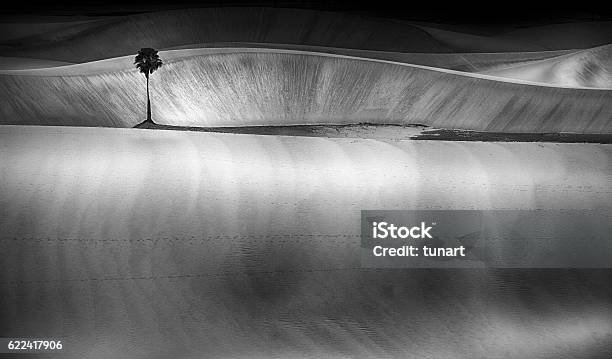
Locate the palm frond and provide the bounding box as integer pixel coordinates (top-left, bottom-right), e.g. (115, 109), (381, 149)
(134, 48), (163, 75)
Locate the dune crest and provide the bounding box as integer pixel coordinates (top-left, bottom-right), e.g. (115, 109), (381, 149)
(3, 8), (611, 64)
(1, 50), (610, 132)
(483, 44), (612, 89)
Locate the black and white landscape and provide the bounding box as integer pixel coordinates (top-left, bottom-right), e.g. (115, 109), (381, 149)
(0, 2), (611, 358)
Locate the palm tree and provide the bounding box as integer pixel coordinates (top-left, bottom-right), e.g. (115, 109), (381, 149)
(134, 48), (163, 123)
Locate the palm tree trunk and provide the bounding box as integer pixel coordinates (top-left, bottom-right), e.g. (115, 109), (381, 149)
(146, 74), (152, 122)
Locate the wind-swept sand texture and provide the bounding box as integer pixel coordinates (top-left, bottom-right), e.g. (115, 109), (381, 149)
(162, 43), (577, 73)
(0, 44), (576, 72)
(0, 47), (579, 76)
(1, 50), (610, 132)
(483, 45), (612, 89)
(1, 126), (611, 358)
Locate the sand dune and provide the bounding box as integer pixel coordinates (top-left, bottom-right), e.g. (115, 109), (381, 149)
(415, 26), (547, 52)
(0, 43), (576, 73)
(0, 56), (73, 70)
(1, 49), (610, 132)
(2, 8), (611, 358)
(0, 47), (579, 75)
(482, 44), (612, 89)
(0, 7), (447, 62)
(1, 125), (611, 358)
(159, 43), (579, 73)
(0, 17), (108, 42)
(499, 21), (612, 50)
(417, 22), (612, 52)
(2, 8), (611, 64)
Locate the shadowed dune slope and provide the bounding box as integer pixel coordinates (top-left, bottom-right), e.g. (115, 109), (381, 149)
(417, 22), (612, 53)
(1, 126), (611, 358)
(0, 17), (108, 42)
(0, 56), (73, 70)
(1, 50), (610, 132)
(416, 26), (548, 53)
(3, 8), (612, 64)
(483, 45), (612, 89)
(500, 22), (612, 50)
(0, 7), (448, 62)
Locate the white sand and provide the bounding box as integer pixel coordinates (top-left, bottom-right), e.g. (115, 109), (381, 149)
(1, 126), (610, 357)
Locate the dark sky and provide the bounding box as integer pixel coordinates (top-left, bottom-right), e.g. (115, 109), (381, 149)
(2, 0), (611, 24)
